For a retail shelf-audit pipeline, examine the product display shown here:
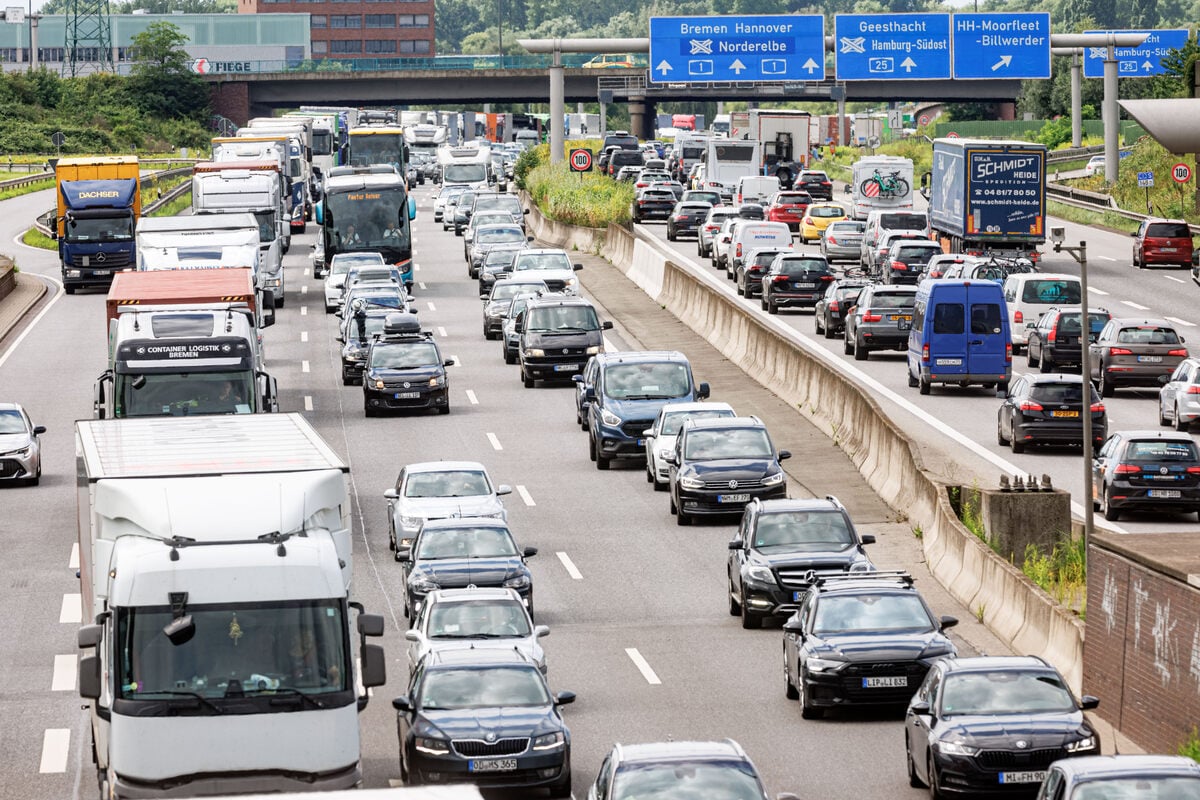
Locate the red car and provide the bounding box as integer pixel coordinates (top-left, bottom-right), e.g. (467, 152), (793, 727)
(1133, 218), (1194, 269)
(766, 191), (812, 232)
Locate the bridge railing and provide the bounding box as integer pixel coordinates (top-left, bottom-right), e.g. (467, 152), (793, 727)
(200, 54), (650, 75)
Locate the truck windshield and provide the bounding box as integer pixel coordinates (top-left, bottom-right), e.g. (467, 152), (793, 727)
(312, 130), (333, 156)
(118, 371), (255, 417)
(349, 133), (405, 170)
(115, 599), (350, 708)
(325, 188), (411, 252)
(443, 164), (487, 184)
(67, 215), (134, 242)
(252, 211), (275, 243)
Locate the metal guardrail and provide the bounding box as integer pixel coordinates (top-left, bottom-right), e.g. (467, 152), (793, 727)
(33, 165), (196, 237)
(1046, 144), (1105, 164)
(1045, 180), (1200, 236)
(0, 172), (54, 191)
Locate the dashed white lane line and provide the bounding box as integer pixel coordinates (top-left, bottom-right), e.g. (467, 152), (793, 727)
(426, 301), (437, 312)
(486, 432), (503, 451)
(303, 267), (310, 277)
(418, 282), (427, 291)
(556, 551), (583, 580)
(414, 263), (421, 272)
(301, 306), (308, 316)
(465, 389), (479, 405)
(302, 360), (311, 373)
(1099, 255), (1117, 261)
(450, 354), (461, 366)
(1121, 300), (1150, 311)
(1165, 316), (1196, 327)
(68, 543), (79, 571)
(603, 336), (619, 352)
(304, 396), (314, 412)
(437, 326), (448, 337)
(300, 331), (309, 343)
(51, 655), (77, 691)
(300, 285), (309, 295)
(59, 594), (81, 624)
(39, 729), (70, 773)
(1088, 286), (1110, 296)
(516, 485), (536, 507)
(1164, 275), (1186, 284)
(625, 648), (662, 685)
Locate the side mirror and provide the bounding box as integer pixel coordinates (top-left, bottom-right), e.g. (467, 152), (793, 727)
(360, 642), (387, 695)
(1130, 231), (1137, 237)
(573, 263), (584, 271)
(407, 197), (417, 221)
(384, 488), (399, 500)
(860, 534), (876, 545)
(843, 184), (851, 194)
(522, 546), (539, 558)
(778, 450), (792, 461)
(79, 654), (103, 700)
(534, 624), (550, 638)
(523, 208), (531, 215)
(696, 381), (711, 399)
(553, 691), (576, 706)
(78, 624), (103, 648)
(357, 613), (385, 637)
(664, 453), (677, 465)
(404, 630), (422, 642)
(443, 359), (455, 367)
(1080, 695), (1100, 710)
(497, 484), (513, 496)
(527, 235), (535, 242)
(940, 615), (959, 631)
(602, 320), (614, 330)
(33, 425), (46, 435)
(572, 375), (584, 384)
(642, 428), (654, 437)
(782, 618), (805, 635)
(728, 539), (744, 550)
(391, 695), (412, 712)
(336, 334), (344, 343)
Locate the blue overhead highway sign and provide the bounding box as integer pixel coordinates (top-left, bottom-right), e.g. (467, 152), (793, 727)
(951, 12), (1051, 79)
(1082, 29), (1189, 78)
(835, 13), (951, 81)
(648, 15), (826, 84)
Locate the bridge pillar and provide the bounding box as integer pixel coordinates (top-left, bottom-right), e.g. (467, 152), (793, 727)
(549, 51), (564, 164)
(209, 81), (250, 127)
(630, 98), (656, 141)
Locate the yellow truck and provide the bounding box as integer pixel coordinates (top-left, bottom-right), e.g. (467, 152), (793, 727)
(54, 156), (141, 293)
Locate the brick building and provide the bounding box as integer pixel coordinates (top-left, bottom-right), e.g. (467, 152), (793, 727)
(238, 0), (435, 60)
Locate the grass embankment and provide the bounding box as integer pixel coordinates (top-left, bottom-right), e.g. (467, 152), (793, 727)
(0, 178), (55, 201)
(149, 189), (192, 218)
(22, 228), (56, 250)
(516, 140), (635, 228)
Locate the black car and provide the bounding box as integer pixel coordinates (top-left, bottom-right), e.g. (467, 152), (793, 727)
(736, 247), (790, 299)
(1092, 430), (1200, 521)
(1026, 307), (1112, 372)
(813, 279), (870, 339)
(588, 739), (790, 800)
(631, 188), (677, 222)
(668, 416), (790, 526)
(783, 572), (957, 718)
(760, 254), (835, 314)
(844, 283), (917, 361)
(451, 190), (477, 235)
(666, 201), (713, 241)
(483, 277), (551, 340)
(1038, 755), (1200, 800)
(737, 202), (766, 220)
(607, 149), (645, 178)
(392, 649), (573, 795)
(362, 314), (453, 416)
(518, 296), (611, 387)
(477, 245), (526, 297)
(338, 307), (392, 385)
(727, 496), (875, 629)
(398, 517), (537, 619)
(469, 224), (531, 279)
(883, 240), (943, 285)
(796, 170), (833, 201)
(905, 656), (1100, 798)
(997, 374), (1106, 453)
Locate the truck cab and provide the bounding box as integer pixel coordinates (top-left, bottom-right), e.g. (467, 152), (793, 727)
(55, 156), (141, 294)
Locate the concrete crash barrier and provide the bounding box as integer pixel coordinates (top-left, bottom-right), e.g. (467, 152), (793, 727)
(0, 255), (15, 302)
(525, 197), (1086, 690)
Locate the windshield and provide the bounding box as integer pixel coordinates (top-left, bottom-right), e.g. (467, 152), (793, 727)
(477, 227), (525, 244)
(250, 210), (275, 244)
(661, 408), (734, 435)
(428, 599), (531, 639)
(419, 666), (548, 710)
(444, 164), (487, 184)
(1021, 280), (1080, 304)
(605, 362), (691, 400)
(613, 760), (765, 800)
(1125, 440), (1200, 461)
(348, 132), (404, 170)
(1072, 777), (1200, 800)
(485, 250), (518, 268)
(66, 214), (134, 243)
(118, 371), (255, 417)
(813, 593), (934, 634)
(810, 206), (845, 219)
(492, 282), (545, 300)
(685, 427), (773, 460)
(415, 526), (518, 559)
(475, 196), (521, 214)
(514, 253), (571, 271)
(326, 187), (411, 255)
(526, 305), (599, 332)
(404, 469), (491, 498)
(754, 511), (854, 550)
(0, 410), (27, 433)
(1146, 222), (1191, 238)
(312, 130), (333, 156)
(940, 670), (1076, 715)
(472, 214), (513, 230)
(115, 599), (349, 704)
(880, 214), (926, 231)
(1116, 326), (1180, 345)
(1030, 383), (1095, 404)
(369, 341), (438, 369)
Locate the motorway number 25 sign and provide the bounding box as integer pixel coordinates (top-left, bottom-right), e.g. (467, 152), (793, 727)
(1173, 162), (1192, 184)
(570, 149), (593, 173)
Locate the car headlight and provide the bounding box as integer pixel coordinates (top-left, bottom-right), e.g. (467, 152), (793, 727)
(428, 376), (445, 387)
(1065, 736), (1096, 753)
(398, 516), (423, 531)
(849, 560), (876, 573)
(745, 564), (774, 583)
(408, 574), (439, 593)
(762, 471), (785, 486)
(375, 379), (386, 390)
(525, 348), (545, 358)
(680, 475), (705, 490)
(503, 574), (531, 590)
(532, 731), (564, 751)
(415, 736), (449, 755)
(586, 345), (602, 355)
(657, 448), (672, 460)
(564, 277), (577, 287)
(935, 740), (980, 757)
(600, 409), (622, 427)
(805, 657), (845, 673)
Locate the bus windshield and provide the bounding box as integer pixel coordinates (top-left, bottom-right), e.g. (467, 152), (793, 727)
(325, 188), (411, 254)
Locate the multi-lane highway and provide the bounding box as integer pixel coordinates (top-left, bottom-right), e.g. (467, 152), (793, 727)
(0, 180), (1026, 799)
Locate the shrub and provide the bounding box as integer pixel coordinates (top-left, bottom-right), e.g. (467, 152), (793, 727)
(525, 162), (634, 227)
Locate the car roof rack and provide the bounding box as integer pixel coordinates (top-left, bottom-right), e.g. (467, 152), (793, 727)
(808, 570), (914, 588)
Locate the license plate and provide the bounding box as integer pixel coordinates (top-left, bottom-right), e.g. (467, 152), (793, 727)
(935, 358), (963, 366)
(394, 392), (420, 399)
(795, 283), (816, 289)
(999, 771), (1046, 785)
(793, 591), (806, 601)
(469, 759), (518, 773)
(1148, 489), (1182, 498)
(890, 314), (912, 321)
(553, 363), (579, 372)
(718, 493), (751, 503)
(862, 676), (908, 688)
(1161, 247), (1178, 252)
(1051, 410), (1079, 418)
(1138, 355), (1163, 363)
(636, 438), (646, 446)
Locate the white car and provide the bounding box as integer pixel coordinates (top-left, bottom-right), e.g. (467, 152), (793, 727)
(383, 461), (512, 557)
(509, 249), (582, 296)
(1084, 155), (1105, 177)
(324, 252), (386, 313)
(698, 206), (738, 258)
(405, 587), (549, 673)
(642, 401), (736, 489)
(433, 184), (466, 222)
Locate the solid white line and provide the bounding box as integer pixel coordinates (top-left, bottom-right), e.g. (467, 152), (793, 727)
(302, 360), (311, 373)
(437, 326), (447, 337)
(300, 331), (309, 342)
(603, 336), (619, 352)
(556, 551), (583, 580)
(68, 542), (79, 571)
(300, 285), (309, 295)
(304, 396), (314, 412)
(450, 354), (461, 366)
(51, 654), (76, 692)
(39, 729), (70, 773)
(1121, 300), (1150, 311)
(516, 485), (536, 506)
(1087, 286), (1110, 296)
(300, 305), (308, 316)
(1164, 275), (1186, 284)
(418, 282), (427, 291)
(426, 301), (437, 312)
(0, 275), (63, 371)
(625, 648), (662, 685)
(465, 389), (479, 405)
(1099, 255), (1117, 261)
(59, 594), (81, 624)
(1165, 316), (1196, 328)
(486, 432), (503, 450)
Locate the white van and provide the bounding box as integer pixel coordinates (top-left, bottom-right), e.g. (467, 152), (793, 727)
(728, 221), (793, 279)
(1001, 272), (1083, 352)
(735, 175), (781, 206)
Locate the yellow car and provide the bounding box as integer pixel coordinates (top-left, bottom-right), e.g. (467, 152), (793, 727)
(799, 203), (848, 243)
(583, 53), (639, 69)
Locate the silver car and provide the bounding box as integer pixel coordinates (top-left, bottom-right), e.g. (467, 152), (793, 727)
(483, 278), (551, 339)
(324, 252), (386, 313)
(642, 401), (735, 489)
(405, 587), (549, 673)
(821, 219), (866, 263)
(383, 461), (512, 558)
(0, 403), (45, 486)
(698, 207), (738, 258)
(1159, 357), (1200, 430)
(433, 184), (465, 222)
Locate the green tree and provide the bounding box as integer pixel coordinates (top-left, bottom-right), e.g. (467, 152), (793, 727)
(125, 22), (209, 123)
(1127, 0), (1159, 28)
(1161, 33), (1200, 97)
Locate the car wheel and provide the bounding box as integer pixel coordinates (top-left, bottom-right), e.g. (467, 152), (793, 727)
(784, 657), (799, 700)
(504, 349), (516, 365)
(1175, 404), (1189, 432)
(907, 741), (926, 788)
(928, 756), (944, 800)
(1135, 252), (1144, 269)
(823, 318), (836, 340)
(843, 334), (853, 356)
(767, 299), (778, 315)
(908, 368), (918, 388)
(739, 593), (760, 628)
(522, 370), (534, 389)
(1027, 343), (1039, 368)
(1103, 486), (1121, 521)
(676, 507), (691, 525)
(547, 768), (572, 798)
(760, 295), (768, 311)
(1040, 353), (1054, 373)
(728, 578), (741, 615)
(596, 452), (610, 470)
(814, 313), (823, 335)
(364, 401), (376, 418)
(919, 374), (931, 395)
(1010, 430), (1025, 453)
(588, 435), (597, 461)
(667, 228), (676, 241)
(1160, 401), (1171, 427)
(1098, 371), (1113, 398)
(997, 417), (1009, 445)
(798, 670), (823, 719)
(854, 337), (868, 361)
(325, 304), (336, 314)
(438, 402), (450, 415)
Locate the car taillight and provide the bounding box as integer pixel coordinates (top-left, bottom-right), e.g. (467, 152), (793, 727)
(821, 181), (831, 186)
(1019, 401), (1043, 411)
(1090, 402), (1105, 412)
(736, 244), (742, 257)
(1168, 349), (1189, 357)
(1109, 347), (1133, 356)
(829, 300), (839, 312)
(803, 217), (813, 224)
(1114, 464), (1141, 474)
(922, 343), (930, 363)
(1188, 466), (1200, 474)
(827, 236), (838, 244)
(1046, 327), (1056, 343)
(820, 275), (834, 282)
(675, 214), (688, 221)
(891, 260), (907, 270)
(1014, 310), (1024, 324)
(773, 275), (789, 283)
(1187, 386), (1200, 394)
(863, 313), (882, 322)
(1006, 342), (1012, 363)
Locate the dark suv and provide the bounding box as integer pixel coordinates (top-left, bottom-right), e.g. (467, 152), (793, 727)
(517, 296), (612, 387)
(813, 278), (870, 339)
(338, 306), (392, 385)
(761, 254), (834, 314)
(362, 313), (454, 416)
(783, 572), (958, 718)
(1026, 306), (1112, 372)
(843, 283), (917, 361)
(582, 351), (710, 470)
(666, 201), (713, 241)
(726, 496), (875, 629)
(883, 240), (943, 285)
(608, 149), (645, 178)
(668, 416), (790, 526)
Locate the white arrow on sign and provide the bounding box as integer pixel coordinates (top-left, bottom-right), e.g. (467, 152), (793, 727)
(1142, 60), (1154, 70)
(802, 58), (819, 74)
(901, 56), (916, 73)
(656, 60), (672, 75)
(730, 59), (747, 75)
(991, 55), (1012, 71)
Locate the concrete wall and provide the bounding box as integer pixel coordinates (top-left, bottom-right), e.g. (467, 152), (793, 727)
(0, 256), (15, 303)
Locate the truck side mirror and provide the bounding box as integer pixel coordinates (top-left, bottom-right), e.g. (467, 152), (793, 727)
(696, 381), (711, 399)
(358, 613), (385, 637)
(407, 197), (417, 221)
(359, 643), (386, 699)
(79, 655), (103, 700)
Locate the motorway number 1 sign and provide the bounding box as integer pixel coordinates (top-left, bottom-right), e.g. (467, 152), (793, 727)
(1173, 162), (1192, 184)
(570, 148), (593, 173)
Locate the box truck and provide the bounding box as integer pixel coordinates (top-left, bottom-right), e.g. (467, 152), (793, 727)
(54, 156), (141, 294)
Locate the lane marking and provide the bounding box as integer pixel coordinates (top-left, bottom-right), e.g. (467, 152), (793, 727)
(303, 267), (310, 277)
(414, 263), (421, 272)
(437, 326), (448, 337)
(301, 306), (308, 316)
(300, 331), (309, 343)
(625, 648), (662, 685)
(465, 389), (479, 405)
(486, 432), (503, 451)
(516, 485), (536, 506)
(59, 594), (81, 624)
(302, 360), (311, 373)
(1165, 316), (1196, 328)
(1121, 300), (1150, 311)
(1164, 275), (1186, 284)
(1087, 286), (1110, 296)
(418, 282), (427, 291)
(603, 336), (619, 353)
(450, 354), (461, 366)
(39, 729), (70, 773)
(1099, 255), (1117, 261)
(51, 654), (76, 692)
(304, 395), (314, 412)
(556, 551), (583, 580)
(426, 301), (437, 312)
(300, 285), (309, 295)
(69, 542), (79, 571)
(0, 275), (64, 371)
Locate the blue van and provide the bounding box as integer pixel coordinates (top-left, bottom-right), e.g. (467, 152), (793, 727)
(907, 280), (1012, 395)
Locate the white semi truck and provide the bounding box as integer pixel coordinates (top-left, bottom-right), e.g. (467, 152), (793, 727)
(136, 214), (262, 277)
(211, 136), (295, 249)
(75, 414), (386, 799)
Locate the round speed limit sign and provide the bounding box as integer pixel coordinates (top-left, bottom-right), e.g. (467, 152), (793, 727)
(569, 148), (593, 173)
(1172, 162), (1192, 183)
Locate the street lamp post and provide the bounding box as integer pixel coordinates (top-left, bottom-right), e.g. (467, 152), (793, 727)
(497, 0), (503, 61)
